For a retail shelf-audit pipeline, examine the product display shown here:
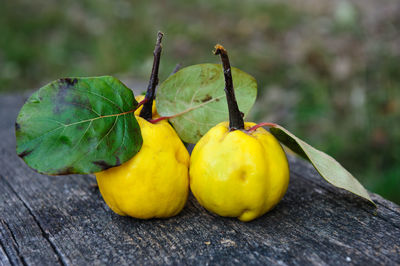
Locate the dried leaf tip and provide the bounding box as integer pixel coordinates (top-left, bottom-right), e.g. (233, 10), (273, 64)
(156, 31), (164, 47)
(213, 44), (227, 55)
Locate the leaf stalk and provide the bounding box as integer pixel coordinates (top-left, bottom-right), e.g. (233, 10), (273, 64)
(246, 122), (277, 134)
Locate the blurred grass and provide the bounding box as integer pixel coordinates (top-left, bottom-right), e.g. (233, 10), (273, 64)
(1, 0), (399, 203)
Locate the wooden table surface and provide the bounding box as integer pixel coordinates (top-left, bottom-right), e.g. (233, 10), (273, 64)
(0, 92), (399, 265)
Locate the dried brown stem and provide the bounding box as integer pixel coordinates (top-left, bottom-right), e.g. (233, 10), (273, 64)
(139, 31), (164, 120)
(214, 44), (244, 131)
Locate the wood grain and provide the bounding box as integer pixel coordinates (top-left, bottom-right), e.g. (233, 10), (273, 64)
(0, 92), (399, 265)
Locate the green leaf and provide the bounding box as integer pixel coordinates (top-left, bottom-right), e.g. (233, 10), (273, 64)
(269, 125), (375, 206)
(157, 64), (257, 143)
(15, 76), (142, 175)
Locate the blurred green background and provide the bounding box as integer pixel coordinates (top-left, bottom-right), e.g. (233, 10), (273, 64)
(1, 0), (399, 203)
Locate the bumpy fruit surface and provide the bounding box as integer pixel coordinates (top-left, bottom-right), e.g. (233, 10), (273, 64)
(96, 117), (189, 219)
(190, 122), (289, 222)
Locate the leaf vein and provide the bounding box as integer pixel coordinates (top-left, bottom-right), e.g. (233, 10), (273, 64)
(73, 87), (123, 113)
(95, 116), (119, 150)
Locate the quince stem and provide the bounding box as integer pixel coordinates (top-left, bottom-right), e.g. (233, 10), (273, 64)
(137, 98), (148, 109)
(140, 31), (164, 121)
(214, 44), (245, 131)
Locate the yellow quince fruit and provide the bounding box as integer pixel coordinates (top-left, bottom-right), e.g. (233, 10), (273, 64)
(96, 117), (189, 219)
(189, 122), (289, 222)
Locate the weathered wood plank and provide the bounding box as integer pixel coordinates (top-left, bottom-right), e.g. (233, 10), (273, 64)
(0, 236), (13, 266)
(0, 172), (62, 265)
(0, 92), (399, 265)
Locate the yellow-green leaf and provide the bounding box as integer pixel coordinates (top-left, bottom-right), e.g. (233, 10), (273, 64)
(157, 64), (257, 143)
(269, 125), (375, 206)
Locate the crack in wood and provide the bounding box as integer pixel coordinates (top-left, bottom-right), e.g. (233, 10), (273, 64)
(0, 218), (27, 266)
(0, 239), (14, 266)
(1, 219), (19, 249)
(1, 178), (67, 266)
